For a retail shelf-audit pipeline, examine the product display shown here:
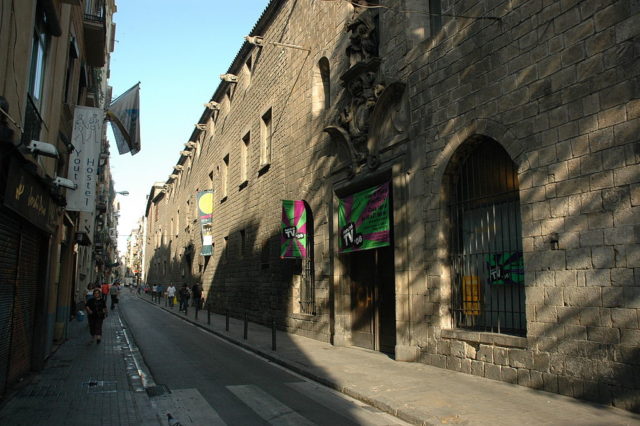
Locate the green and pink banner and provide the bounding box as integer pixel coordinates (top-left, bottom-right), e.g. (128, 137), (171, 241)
(280, 200), (308, 258)
(338, 182), (390, 253)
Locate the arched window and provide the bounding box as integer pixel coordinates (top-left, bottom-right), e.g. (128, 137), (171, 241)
(448, 138), (526, 336)
(312, 57), (330, 117)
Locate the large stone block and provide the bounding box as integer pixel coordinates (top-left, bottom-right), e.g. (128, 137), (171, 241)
(501, 366), (518, 384)
(494, 347), (509, 365)
(509, 348), (534, 369)
(485, 363), (501, 381)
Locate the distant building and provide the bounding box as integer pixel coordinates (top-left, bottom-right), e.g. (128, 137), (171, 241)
(124, 216), (145, 285)
(143, 0), (639, 412)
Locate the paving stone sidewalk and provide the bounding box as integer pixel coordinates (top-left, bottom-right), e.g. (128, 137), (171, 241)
(144, 292), (640, 426)
(0, 307), (159, 426)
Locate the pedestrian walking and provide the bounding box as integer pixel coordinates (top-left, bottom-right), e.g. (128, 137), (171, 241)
(86, 284), (95, 302)
(109, 282), (120, 310)
(192, 283), (202, 312)
(166, 283), (176, 308)
(179, 284), (190, 313)
(157, 284), (163, 304)
(101, 282), (110, 300)
(85, 289), (107, 344)
(152, 284), (158, 302)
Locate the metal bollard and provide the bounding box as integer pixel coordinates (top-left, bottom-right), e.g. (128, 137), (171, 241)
(243, 313), (248, 340)
(272, 319), (276, 351)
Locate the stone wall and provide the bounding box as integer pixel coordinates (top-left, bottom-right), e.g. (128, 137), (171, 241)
(401, 0), (639, 411)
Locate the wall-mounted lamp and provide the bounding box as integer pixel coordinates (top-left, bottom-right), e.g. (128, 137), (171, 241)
(27, 140), (59, 158)
(52, 176), (77, 190)
(244, 35), (309, 51)
(204, 101), (220, 110)
(220, 74), (238, 83)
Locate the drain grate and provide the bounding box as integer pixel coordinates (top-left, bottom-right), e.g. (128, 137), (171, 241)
(145, 384), (170, 397)
(82, 380), (117, 393)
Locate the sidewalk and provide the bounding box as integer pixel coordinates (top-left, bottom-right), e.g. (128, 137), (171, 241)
(0, 307), (159, 426)
(143, 293), (640, 426)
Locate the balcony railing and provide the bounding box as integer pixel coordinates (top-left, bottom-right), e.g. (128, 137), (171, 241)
(20, 95), (43, 146)
(83, 0), (106, 67)
(84, 0), (105, 23)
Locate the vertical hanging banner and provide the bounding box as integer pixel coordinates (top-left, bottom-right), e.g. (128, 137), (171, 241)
(197, 190), (214, 256)
(280, 200), (308, 258)
(66, 106), (104, 212)
(338, 182), (390, 253)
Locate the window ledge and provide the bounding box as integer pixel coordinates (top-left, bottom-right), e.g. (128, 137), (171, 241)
(441, 329), (527, 348)
(291, 312), (318, 320)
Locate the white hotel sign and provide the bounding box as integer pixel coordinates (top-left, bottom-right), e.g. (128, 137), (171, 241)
(66, 106), (104, 212)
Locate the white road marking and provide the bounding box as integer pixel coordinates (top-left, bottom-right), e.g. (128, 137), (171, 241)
(227, 384), (316, 426)
(151, 388), (227, 425)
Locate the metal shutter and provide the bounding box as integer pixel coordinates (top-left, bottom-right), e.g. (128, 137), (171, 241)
(0, 210), (19, 395)
(8, 224), (42, 384)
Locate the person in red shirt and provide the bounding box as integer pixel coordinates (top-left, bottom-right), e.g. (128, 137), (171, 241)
(101, 282), (110, 299)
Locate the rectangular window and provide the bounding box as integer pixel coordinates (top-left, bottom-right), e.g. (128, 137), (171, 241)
(244, 56), (253, 85)
(29, 29), (48, 104)
(260, 108), (272, 170)
(429, 0), (442, 36)
(64, 37), (78, 104)
(241, 132), (250, 185)
(222, 154), (229, 199)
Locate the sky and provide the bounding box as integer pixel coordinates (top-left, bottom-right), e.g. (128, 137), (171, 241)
(107, 0), (270, 253)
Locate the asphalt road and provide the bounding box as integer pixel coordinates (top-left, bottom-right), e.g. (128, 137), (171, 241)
(120, 294), (407, 426)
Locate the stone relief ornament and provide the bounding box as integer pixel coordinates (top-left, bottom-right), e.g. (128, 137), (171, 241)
(323, 7), (406, 178)
(345, 13), (378, 67)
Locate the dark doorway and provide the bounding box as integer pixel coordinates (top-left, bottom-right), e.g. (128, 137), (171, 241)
(349, 245), (395, 354)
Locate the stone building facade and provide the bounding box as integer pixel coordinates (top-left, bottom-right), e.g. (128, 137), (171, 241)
(144, 0), (639, 411)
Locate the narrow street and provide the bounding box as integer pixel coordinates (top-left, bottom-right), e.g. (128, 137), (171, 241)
(120, 294), (407, 425)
